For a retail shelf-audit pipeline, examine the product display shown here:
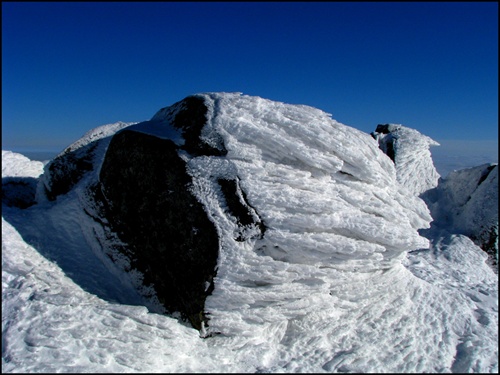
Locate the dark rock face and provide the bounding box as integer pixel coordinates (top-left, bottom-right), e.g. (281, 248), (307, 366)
(44, 142), (99, 201)
(371, 124), (395, 162)
(97, 129), (219, 330)
(155, 96), (227, 157)
(218, 178), (266, 242)
(2, 177), (39, 208)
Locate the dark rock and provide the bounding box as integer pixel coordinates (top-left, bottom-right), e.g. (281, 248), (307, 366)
(44, 141), (98, 201)
(218, 178), (266, 242)
(371, 124), (396, 162)
(155, 95), (227, 156)
(97, 129), (219, 330)
(2, 177), (39, 208)
(374, 124), (394, 134)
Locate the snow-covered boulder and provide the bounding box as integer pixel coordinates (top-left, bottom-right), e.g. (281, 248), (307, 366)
(422, 163), (498, 265)
(39, 121), (135, 201)
(2, 93), (497, 372)
(40, 93), (433, 332)
(372, 123), (440, 196)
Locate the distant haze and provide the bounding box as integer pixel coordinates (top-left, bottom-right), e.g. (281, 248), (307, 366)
(431, 139), (498, 178)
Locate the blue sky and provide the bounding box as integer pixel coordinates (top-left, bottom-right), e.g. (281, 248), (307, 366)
(2, 2), (498, 154)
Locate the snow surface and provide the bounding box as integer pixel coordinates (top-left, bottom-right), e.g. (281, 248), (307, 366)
(2, 93), (498, 373)
(1, 150), (44, 179)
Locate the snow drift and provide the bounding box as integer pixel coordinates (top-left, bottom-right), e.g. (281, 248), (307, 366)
(2, 93), (498, 372)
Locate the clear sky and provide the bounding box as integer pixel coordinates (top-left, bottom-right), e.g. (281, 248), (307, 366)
(2, 2), (498, 153)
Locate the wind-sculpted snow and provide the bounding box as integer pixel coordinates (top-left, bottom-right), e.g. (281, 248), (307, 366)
(2, 93), (498, 372)
(173, 93), (432, 337)
(372, 123), (440, 196)
(1, 218), (231, 373)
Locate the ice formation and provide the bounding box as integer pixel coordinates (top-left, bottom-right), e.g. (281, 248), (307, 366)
(2, 93), (498, 372)
(372, 123), (441, 196)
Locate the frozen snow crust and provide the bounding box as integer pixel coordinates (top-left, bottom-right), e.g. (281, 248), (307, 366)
(2, 93), (498, 372)
(372, 123), (441, 196)
(180, 93), (432, 325)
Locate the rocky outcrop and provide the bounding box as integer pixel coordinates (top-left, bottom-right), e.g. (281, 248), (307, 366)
(41, 122), (133, 201)
(40, 97), (224, 330)
(372, 124), (440, 196)
(96, 129), (219, 329)
(39, 94), (433, 332)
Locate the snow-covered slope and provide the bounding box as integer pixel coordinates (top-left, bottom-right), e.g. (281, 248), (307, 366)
(372, 123), (440, 196)
(422, 163), (498, 264)
(2, 93), (498, 372)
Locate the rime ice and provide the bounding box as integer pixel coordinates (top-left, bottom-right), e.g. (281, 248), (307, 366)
(2, 93), (497, 373)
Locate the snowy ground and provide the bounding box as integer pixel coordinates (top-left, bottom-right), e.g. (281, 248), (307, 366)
(2, 94), (498, 373)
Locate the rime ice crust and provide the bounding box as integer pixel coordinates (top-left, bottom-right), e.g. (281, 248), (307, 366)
(372, 123), (441, 196)
(2, 94), (497, 373)
(193, 93), (432, 262)
(175, 93), (433, 337)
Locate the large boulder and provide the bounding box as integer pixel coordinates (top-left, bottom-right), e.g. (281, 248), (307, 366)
(7, 93), (497, 372)
(40, 93), (433, 332)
